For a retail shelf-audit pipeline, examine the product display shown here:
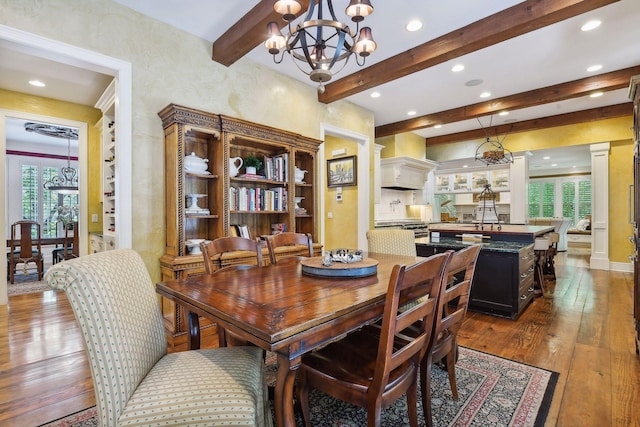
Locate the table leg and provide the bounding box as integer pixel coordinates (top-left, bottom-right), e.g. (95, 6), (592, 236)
(187, 310), (200, 350)
(274, 353), (300, 427)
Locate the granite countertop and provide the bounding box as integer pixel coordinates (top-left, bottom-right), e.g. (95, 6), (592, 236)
(415, 236), (533, 253)
(428, 223), (553, 237)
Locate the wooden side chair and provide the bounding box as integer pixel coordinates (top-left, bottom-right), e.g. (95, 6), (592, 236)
(200, 236), (263, 346)
(421, 244), (480, 426)
(265, 232), (313, 264)
(8, 220), (43, 284)
(366, 229), (417, 256)
(55, 221), (79, 263)
(45, 249), (271, 426)
(200, 236), (263, 274)
(296, 251), (452, 427)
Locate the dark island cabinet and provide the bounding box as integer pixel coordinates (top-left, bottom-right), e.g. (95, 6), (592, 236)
(417, 243), (535, 319)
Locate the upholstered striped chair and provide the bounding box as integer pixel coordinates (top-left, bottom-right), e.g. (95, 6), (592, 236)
(45, 249), (272, 427)
(366, 229), (417, 257)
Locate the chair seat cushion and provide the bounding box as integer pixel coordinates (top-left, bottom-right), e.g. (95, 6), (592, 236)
(118, 346), (271, 427)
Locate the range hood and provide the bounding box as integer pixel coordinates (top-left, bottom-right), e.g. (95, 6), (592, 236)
(380, 156), (438, 190)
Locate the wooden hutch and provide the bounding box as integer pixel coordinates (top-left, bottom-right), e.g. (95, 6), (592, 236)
(158, 104), (322, 348)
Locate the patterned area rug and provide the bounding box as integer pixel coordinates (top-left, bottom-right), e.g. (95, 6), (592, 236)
(39, 347), (558, 427)
(7, 279), (52, 296)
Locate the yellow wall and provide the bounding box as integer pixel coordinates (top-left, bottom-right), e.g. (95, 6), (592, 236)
(377, 133), (426, 159)
(425, 116), (635, 264)
(324, 135), (359, 250)
(1, 89), (104, 235)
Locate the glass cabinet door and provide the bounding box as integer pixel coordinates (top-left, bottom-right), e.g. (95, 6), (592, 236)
(471, 171), (490, 192)
(436, 174), (451, 193)
(452, 172), (470, 192)
(491, 169), (510, 191)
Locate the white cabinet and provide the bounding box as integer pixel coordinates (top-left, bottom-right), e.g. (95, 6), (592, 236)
(435, 167), (510, 194)
(95, 80), (118, 242)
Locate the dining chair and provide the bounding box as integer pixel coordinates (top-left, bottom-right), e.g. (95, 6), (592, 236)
(45, 249), (272, 427)
(200, 236), (264, 346)
(8, 220), (44, 284)
(366, 229), (417, 256)
(200, 236), (263, 274)
(56, 221), (79, 263)
(421, 244), (480, 426)
(296, 251), (452, 427)
(265, 231), (313, 264)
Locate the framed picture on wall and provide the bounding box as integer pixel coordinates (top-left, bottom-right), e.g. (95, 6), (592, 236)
(327, 155), (357, 188)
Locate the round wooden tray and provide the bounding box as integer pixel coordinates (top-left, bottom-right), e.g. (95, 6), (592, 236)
(300, 256), (378, 278)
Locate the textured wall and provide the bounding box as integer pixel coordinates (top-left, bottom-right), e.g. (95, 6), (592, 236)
(0, 0), (374, 280)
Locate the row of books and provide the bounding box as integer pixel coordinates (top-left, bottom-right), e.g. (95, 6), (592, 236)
(229, 186), (288, 212)
(263, 153), (288, 182)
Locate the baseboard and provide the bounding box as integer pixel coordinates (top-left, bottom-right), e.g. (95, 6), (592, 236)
(609, 261), (633, 273)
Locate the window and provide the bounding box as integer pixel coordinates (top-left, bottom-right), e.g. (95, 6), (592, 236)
(16, 161), (78, 238)
(528, 176), (591, 226)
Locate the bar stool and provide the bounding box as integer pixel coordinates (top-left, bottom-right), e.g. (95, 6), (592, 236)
(544, 232), (559, 281)
(533, 237), (549, 297)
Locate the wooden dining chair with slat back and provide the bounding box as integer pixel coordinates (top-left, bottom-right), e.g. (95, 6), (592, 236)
(421, 244), (480, 426)
(296, 251), (452, 427)
(200, 236), (263, 346)
(8, 220), (44, 284)
(265, 232), (313, 264)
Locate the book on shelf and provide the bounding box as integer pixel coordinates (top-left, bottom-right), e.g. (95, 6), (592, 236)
(237, 173), (266, 179)
(263, 153), (288, 182)
(230, 224), (251, 239)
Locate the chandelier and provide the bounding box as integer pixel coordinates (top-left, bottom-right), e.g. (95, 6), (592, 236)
(474, 117), (514, 166)
(265, 0), (376, 93)
(25, 122), (79, 194)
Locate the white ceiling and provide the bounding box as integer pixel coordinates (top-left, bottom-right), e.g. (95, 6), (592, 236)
(3, 0), (638, 171)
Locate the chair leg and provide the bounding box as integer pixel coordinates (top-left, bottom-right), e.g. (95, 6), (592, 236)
(422, 355), (434, 427)
(445, 350), (458, 400)
(406, 378), (419, 427)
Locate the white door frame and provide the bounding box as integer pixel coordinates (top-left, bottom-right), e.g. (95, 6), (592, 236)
(0, 24), (132, 305)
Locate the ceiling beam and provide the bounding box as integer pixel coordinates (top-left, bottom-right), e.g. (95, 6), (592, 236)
(375, 66), (640, 138)
(424, 102), (632, 146)
(211, 0), (311, 66)
(318, 0), (620, 104)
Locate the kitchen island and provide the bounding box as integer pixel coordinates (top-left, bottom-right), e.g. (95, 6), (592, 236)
(416, 223), (554, 319)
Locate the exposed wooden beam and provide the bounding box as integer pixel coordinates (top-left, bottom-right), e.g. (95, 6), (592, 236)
(211, 0), (311, 66)
(318, 0), (620, 103)
(424, 103), (632, 146)
(375, 66), (640, 138)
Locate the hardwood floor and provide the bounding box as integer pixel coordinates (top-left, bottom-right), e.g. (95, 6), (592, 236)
(1, 249), (639, 426)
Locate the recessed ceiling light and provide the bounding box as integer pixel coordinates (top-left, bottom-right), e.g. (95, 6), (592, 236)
(370, 91), (381, 98)
(498, 111), (509, 116)
(590, 92), (604, 98)
(465, 79), (483, 87)
(407, 110), (417, 116)
(479, 91), (491, 98)
(451, 64), (465, 73)
(587, 64), (603, 72)
(543, 156), (551, 160)
(581, 19), (601, 31)
(552, 163), (558, 167)
(434, 124), (442, 129)
(405, 19), (423, 32)
(462, 165), (469, 168)
(29, 80), (46, 87)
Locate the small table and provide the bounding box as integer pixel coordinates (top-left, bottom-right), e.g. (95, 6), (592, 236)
(156, 252), (423, 427)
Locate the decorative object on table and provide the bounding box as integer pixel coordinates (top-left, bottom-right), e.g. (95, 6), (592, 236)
(271, 223), (287, 234)
(265, 0), (376, 94)
(185, 193), (209, 215)
(184, 152), (209, 174)
(228, 156), (243, 177)
(474, 183), (502, 230)
(301, 249), (376, 277)
(243, 155), (262, 175)
(327, 155), (357, 188)
(294, 166), (308, 183)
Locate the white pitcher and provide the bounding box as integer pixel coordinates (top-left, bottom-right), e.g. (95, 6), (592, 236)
(229, 157), (243, 177)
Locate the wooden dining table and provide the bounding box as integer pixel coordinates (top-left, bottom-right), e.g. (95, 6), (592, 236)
(156, 252), (425, 427)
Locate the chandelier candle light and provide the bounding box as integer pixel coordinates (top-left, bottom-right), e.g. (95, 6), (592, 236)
(265, 0), (376, 93)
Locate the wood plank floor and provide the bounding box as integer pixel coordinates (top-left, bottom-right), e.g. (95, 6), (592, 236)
(1, 249), (639, 426)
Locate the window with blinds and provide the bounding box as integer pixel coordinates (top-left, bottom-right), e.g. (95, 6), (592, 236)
(528, 182), (555, 217)
(529, 176), (591, 226)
